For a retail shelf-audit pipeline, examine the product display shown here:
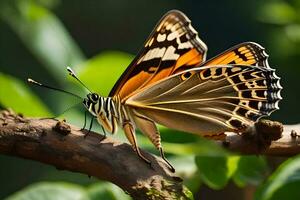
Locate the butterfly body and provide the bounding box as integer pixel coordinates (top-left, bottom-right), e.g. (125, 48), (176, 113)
(83, 94), (123, 134)
(82, 10), (282, 172)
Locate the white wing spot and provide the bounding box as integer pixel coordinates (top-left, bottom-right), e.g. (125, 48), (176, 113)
(231, 67), (242, 72)
(274, 101), (279, 109)
(157, 33), (166, 42)
(258, 102), (262, 109)
(167, 31), (178, 41)
(171, 23), (181, 31)
(178, 40), (193, 49)
(138, 47), (166, 63)
(166, 23), (173, 30)
(162, 46), (179, 61)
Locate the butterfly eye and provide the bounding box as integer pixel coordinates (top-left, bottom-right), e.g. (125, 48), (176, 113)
(181, 71), (194, 80)
(91, 93), (99, 102)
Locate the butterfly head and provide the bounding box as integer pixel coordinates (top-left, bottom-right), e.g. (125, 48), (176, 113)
(83, 93), (100, 115)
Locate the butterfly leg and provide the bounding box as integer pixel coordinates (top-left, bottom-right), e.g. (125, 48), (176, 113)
(123, 122), (151, 166)
(100, 125), (107, 137)
(81, 111), (87, 131)
(97, 125), (107, 142)
(132, 113), (175, 172)
(84, 116), (94, 138)
(159, 147), (175, 173)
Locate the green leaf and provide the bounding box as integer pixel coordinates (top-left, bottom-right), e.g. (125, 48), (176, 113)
(233, 156), (268, 187)
(171, 156), (201, 194)
(162, 138), (228, 156)
(255, 155), (300, 200)
(257, 2), (297, 25)
(170, 156), (198, 177)
(159, 126), (201, 143)
(285, 24), (300, 42)
(77, 51), (133, 96)
(169, 156), (201, 193)
(158, 127), (229, 156)
(87, 182), (131, 200)
(5, 182), (89, 200)
(0, 0), (85, 83)
(195, 155), (239, 189)
(0, 72), (51, 116)
(227, 156), (240, 178)
(183, 171), (202, 194)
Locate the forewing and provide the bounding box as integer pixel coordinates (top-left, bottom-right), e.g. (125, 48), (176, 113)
(126, 65), (282, 136)
(109, 10), (207, 100)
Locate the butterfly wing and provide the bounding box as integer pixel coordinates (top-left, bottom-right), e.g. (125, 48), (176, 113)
(126, 65), (282, 135)
(109, 10), (207, 100)
(202, 42), (269, 67)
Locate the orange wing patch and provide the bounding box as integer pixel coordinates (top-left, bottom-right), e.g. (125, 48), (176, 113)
(172, 48), (203, 73)
(145, 48), (205, 86)
(202, 42), (269, 67)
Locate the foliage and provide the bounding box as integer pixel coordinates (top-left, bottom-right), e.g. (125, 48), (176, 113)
(78, 51), (133, 96)
(5, 182), (130, 200)
(255, 155), (300, 200)
(195, 155), (268, 190)
(0, 73), (51, 116)
(257, 0), (300, 60)
(0, 0), (85, 83)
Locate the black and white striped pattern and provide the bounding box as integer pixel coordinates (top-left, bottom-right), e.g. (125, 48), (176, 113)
(83, 94), (129, 134)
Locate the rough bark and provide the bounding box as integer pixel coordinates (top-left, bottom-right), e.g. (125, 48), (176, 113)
(0, 109), (299, 199)
(219, 120), (300, 156)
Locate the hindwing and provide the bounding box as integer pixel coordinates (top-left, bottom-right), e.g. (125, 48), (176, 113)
(202, 42), (269, 67)
(126, 65), (282, 135)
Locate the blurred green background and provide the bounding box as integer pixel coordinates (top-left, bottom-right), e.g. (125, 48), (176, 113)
(0, 0), (300, 199)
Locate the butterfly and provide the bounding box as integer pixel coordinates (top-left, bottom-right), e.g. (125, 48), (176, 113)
(28, 10), (282, 173)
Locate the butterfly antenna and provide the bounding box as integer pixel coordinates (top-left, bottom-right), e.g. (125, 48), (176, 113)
(67, 67), (92, 93)
(27, 78), (82, 99)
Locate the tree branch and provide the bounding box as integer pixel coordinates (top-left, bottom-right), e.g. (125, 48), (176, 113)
(0, 109), (299, 199)
(0, 110), (190, 200)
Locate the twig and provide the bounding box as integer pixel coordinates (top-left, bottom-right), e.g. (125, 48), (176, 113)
(221, 121), (300, 156)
